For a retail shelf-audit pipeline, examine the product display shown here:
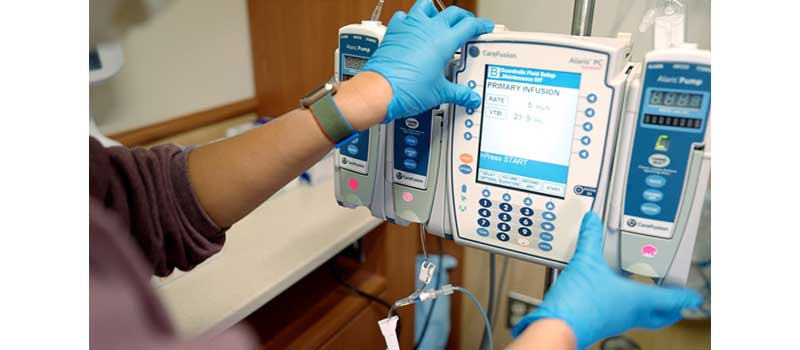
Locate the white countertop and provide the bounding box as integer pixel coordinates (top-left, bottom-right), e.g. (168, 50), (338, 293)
(154, 179), (382, 337)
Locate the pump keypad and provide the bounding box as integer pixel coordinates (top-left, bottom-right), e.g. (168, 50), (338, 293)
(471, 189), (559, 253)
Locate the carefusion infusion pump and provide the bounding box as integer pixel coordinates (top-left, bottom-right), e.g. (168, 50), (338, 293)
(387, 58), (458, 225)
(334, 18), (443, 226)
(443, 28), (633, 267)
(387, 108), (446, 224)
(333, 21), (393, 220)
(604, 44), (711, 286)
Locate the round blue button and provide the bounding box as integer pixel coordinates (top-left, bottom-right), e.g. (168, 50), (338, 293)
(346, 144), (359, 155)
(468, 46), (480, 57)
(539, 232), (554, 241)
(518, 227), (532, 237)
(520, 207), (534, 217)
(464, 132), (473, 140)
(581, 136), (591, 145)
(579, 150), (590, 159)
(404, 159), (418, 170)
(587, 93), (598, 103)
(538, 242), (553, 252)
(524, 197), (533, 206)
(502, 193), (512, 202)
(482, 189), (491, 197)
(404, 147), (418, 158)
(546, 202), (556, 210)
(645, 175), (667, 188)
(499, 203), (512, 212)
(404, 135), (418, 146)
(478, 208), (491, 218)
(467, 108), (475, 115)
(468, 80), (477, 89)
(642, 189), (664, 202)
(497, 232), (510, 242)
(465, 119), (474, 128)
(476, 228), (490, 237)
(582, 122), (593, 132)
(459, 164), (473, 174)
(479, 198), (492, 208)
(640, 203), (662, 216)
(477, 218), (490, 227)
(498, 213), (512, 222)
(541, 222), (555, 231)
(542, 211), (556, 221)
(519, 217), (533, 227)
(585, 108), (595, 118)
(497, 223), (511, 232)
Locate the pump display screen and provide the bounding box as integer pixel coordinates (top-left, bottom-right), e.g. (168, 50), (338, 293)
(649, 90), (703, 109)
(643, 114), (702, 129)
(344, 55), (368, 71)
(476, 64), (582, 198)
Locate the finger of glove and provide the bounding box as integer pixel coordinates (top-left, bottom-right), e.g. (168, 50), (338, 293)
(438, 6), (474, 27)
(389, 10), (407, 24)
(443, 81), (481, 108)
(410, 0), (438, 18)
(451, 17), (495, 44)
(574, 211), (604, 259)
(638, 284), (703, 328)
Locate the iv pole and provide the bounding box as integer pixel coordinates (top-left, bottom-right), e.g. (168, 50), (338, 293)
(571, 0), (596, 36)
(544, 0), (596, 295)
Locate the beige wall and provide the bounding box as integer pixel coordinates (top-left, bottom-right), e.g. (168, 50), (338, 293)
(460, 1), (712, 348)
(91, 0), (254, 134)
(478, 0), (711, 62)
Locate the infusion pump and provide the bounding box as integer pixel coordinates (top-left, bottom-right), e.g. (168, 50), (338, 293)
(335, 25), (710, 286)
(440, 28), (632, 268)
(604, 44), (711, 286)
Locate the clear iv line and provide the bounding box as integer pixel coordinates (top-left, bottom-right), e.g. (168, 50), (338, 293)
(419, 224), (429, 261)
(370, 0), (385, 21)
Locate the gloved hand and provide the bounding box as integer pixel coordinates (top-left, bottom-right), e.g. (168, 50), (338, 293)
(362, 0), (494, 122)
(512, 212), (703, 349)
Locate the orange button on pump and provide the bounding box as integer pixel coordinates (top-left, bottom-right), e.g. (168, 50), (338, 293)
(348, 178), (359, 191)
(460, 153), (474, 163)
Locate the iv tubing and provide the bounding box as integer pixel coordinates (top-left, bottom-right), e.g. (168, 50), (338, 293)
(454, 286), (493, 350)
(370, 0), (385, 21)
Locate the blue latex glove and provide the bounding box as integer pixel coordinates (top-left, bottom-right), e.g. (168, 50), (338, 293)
(512, 212), (703, 349)
(362, 0), (494, 122)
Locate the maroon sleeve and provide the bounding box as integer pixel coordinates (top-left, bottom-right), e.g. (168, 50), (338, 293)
(90, 137), (226, 277)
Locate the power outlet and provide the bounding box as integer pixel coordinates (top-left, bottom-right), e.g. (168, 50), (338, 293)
(506, 291), (542, 329)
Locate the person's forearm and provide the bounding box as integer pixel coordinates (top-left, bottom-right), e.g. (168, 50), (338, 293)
(506, 319), (576, 350)
(187, 72), (392, 227)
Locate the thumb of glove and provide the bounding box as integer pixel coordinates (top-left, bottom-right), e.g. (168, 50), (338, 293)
(573, 211), (604, 260)
(443, 81), (482, 109)
(635, 284), (703, 329)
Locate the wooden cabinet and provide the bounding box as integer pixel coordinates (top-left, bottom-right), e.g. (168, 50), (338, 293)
(248, 0), (476, 117)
